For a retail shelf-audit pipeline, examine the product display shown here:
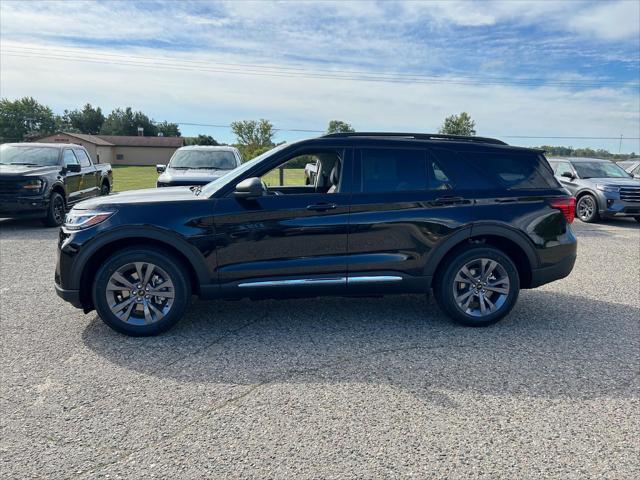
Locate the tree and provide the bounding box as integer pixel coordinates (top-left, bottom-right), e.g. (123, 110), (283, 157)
(155, 121), (181, 137)
(231, 119), (275, 147)
(66, 103), (105, 134)
(100, 107), (158, 136)
(439, 112), (476, 136)
(185, 134), (219, 146)
(327, 120), (355, 134)
(0, 97), (57, 142)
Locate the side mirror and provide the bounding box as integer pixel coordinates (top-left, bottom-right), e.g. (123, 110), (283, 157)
(156, 164), (166, 173)
(561, 171), (574, 179)
(234, 177), (266, 199)
(66, 163), (81, 173)
(633, 174), (640, 179)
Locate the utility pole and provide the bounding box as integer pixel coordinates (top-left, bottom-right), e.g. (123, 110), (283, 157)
(619, 134), (623, 153)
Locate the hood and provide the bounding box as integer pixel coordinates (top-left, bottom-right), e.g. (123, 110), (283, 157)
(582, 177), (640, 186)
(0, 164), (59, 176)
(159, 167), (228, 183)
(74, 186), (199, 210)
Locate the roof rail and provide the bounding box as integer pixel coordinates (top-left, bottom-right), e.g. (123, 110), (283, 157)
(321, 132), (508, 145)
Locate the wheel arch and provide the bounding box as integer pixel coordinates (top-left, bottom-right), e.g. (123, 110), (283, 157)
(426, 224), (537, 289)
(73, 228), (211, 310)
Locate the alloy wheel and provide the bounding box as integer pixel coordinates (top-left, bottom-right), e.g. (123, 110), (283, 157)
(577, 196), (595, 221)
(105, 262), (175, 325)
(53, 196), (65, 224)
(452, 258), (511, 317)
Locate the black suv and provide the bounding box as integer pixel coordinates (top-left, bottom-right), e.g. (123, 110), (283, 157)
(55, 133), (577, 336)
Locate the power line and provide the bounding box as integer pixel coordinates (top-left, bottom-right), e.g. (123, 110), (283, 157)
(2, 46), (638, 89)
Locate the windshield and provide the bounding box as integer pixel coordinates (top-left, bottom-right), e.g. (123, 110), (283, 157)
(170, 150), (238, 169)
(200, 143), (289, 197)
(573, 161), (630, 179)
(0, 145), (60, 166)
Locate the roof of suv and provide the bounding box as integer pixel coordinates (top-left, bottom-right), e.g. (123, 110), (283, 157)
(308, 132), (542, 153)
(548, 157), (613, 163)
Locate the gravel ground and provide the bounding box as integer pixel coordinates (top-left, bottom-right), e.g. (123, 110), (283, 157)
(1, 217), (638, 479)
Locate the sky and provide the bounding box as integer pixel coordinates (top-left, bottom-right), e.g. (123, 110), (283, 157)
(1, 0), (639, 153)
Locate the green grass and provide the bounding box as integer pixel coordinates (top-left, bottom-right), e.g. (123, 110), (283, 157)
(112, 165), (158, 192)
(112, 165), (306, 192)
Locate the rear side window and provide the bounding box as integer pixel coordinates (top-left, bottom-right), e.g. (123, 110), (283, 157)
(429, 148), (494, 190)
(359, 148), (426, 193)
(464, 151), (558, 189)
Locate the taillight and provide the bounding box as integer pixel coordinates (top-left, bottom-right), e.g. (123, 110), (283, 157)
(550, 197), (576, 224)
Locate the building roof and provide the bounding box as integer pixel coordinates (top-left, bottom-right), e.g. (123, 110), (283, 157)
(47, 132), (184, 148)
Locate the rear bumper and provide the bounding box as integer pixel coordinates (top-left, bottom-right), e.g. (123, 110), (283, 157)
(529, 253), (576, 288)
(54, 283), (83, 309)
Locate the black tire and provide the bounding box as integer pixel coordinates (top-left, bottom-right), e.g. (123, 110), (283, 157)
(576, 194), (600, 223)
(100, 181), (110, 196)
(92, 247), (191, 336)
(433, 246), (520, 327)
(42, 191), (66, 227)
(634, 216), (640, 223)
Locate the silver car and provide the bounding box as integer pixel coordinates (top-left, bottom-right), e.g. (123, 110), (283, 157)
(156, 146), (242, 188)
(617, 159), (640, 179)
(548, 157), (640, 223)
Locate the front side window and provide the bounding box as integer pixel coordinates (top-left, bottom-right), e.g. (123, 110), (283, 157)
(572, 161), (630, 179)
(63, 149), (79, 167)
(170, 150), (239, 170)
(0, 145), (60, 166)
(261, 151), (342, 192)
(358, 148), (426, 193)
(554, 161), (574, 177)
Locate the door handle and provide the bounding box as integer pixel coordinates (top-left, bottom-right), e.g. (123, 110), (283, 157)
(307, 203), (337, 211)
(434, 196), (465, 206)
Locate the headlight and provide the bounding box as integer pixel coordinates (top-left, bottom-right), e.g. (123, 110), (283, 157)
(21, 179), (44, 192)
(596, 184), (619, 193)
(64, 210), (114, 230)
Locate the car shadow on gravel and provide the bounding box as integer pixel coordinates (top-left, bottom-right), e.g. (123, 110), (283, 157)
(82, 290), (639, 401)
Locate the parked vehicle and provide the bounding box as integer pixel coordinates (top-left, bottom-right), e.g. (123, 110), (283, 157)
(617, 159), (640, 179)
(548, 157), (640, 223)
(0, 143), (113, 226)
(56, 132), (577, 336)
(156, 146), (242, 187)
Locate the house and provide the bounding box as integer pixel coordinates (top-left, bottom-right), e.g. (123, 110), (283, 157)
(35, 132), (184, 165)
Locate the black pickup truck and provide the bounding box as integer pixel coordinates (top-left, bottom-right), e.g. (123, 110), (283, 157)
(0, 143), (113, 226)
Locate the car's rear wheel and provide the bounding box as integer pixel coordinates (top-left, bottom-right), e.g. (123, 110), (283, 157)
(42, 192), (65, 227)
(576, 194), (599, 223)
(434, 246), (520, 327)
(93, 248), (191, 336)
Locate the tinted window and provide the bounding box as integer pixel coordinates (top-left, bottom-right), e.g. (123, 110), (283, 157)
(464, 151), (558, 189)
(359, 148), (426, 193)
(63, 149), (79, 166)
(74, 149), (91, 167)
(429, 148), (494, 190)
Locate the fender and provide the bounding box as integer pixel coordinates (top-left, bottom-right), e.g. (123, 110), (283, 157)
(470, 222), (540, 268)
(67, 225), (212, 290)
(423, 225), (473, 277)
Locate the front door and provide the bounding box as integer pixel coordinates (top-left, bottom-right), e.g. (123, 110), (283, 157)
(62, 149), (82, 204)
(554, 160), (579, 195)
(213, 148), (352, 296)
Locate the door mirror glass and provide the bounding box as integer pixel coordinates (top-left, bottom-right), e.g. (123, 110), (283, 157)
(156, 164), (166, 173)
(234, 177), (266, 198)
(561, 171), (574, 179)
(66, 163), (81, 173)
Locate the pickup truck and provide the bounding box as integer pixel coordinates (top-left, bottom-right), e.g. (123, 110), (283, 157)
(0, 143), (113, 226)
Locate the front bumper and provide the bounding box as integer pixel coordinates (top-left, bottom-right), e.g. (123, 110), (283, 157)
(601, 199), (640, 217)
(54, 283), (83, 309)
(0, 195), (48, 217)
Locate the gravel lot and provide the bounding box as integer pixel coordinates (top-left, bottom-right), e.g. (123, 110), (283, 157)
(1, 217), (638, 479)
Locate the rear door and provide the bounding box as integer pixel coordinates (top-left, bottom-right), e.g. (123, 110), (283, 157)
(74, 148), (99, 199)
(347, 146), (477, 293)
(213, 147), (352, 296)
(62, 149), (82, 204)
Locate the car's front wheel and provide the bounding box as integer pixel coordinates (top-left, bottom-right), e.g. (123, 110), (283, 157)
(93, 247), (191, 336)
(576, 194), (599, 223)
(42, 192), (65, 227)
(434, 246), (520, 327)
